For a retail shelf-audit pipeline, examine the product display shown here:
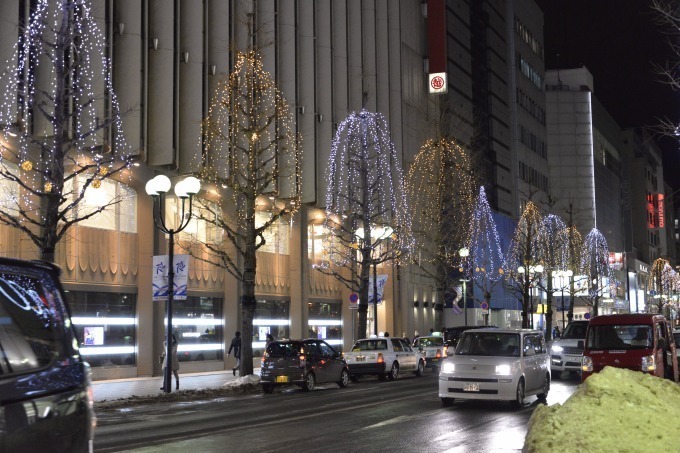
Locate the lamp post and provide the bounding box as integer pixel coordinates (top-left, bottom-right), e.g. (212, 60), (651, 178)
(459, 247), (470, 326)
(146, 174), (201, 393)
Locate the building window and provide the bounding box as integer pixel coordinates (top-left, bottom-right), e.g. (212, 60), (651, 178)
(65, 176), (137, 233)
(0, 162), (19, 214)
(168, 198), (222, 243)
(173, 296), (224, 362)
(68, 291), (137, 367)
(255, 211), (290, 254)
(253, 299), (290, 356)
(307, 301), (343, 350)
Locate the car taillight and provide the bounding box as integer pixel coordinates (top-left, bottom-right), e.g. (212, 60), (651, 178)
(436, 349), (442, 358)
(377, 353), (384, 364)
(641, 355), (656, 372)
(299, 354), (306, 366)
(581, 355), (593, 372)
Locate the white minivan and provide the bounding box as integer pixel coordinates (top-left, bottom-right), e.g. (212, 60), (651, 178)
(438, 328), (550, 408)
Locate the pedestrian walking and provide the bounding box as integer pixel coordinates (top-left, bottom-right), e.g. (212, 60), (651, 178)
(227, 331), (242, 376)
(265, 333), (274, 349)
(160, 334), (179, 391)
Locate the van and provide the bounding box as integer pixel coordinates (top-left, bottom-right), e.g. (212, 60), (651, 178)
(0, 258), (95, 452)
(581, 313), (679, 383)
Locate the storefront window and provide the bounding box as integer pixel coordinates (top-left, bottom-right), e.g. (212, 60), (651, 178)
(255, 212), (290, 254)
(172, 296), (224, 362)
(67, 291), (137, 367)
(307, 301), (343, 350)
(253, 299), (290, 356)
(65, 176), (137, 233)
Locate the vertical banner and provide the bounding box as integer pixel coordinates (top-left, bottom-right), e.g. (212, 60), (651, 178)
(428, 0), (448, 94)
(153, 254), (189, 301)
(368, 274), (389, 305)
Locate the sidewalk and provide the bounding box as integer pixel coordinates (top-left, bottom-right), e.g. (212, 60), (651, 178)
(92, 369), (260, 402)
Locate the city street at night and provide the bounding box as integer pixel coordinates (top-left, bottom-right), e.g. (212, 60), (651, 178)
(94, 371), (579, 452)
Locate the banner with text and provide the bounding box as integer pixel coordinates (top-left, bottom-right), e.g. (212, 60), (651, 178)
(152, 254), (189, 301)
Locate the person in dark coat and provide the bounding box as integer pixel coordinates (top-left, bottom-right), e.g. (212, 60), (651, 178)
(227, 331), (242, 376)
(265, 333), (275, 349)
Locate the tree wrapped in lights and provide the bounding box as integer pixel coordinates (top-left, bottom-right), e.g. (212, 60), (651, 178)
(503, 202), (545, 328)
(405, 138), (475, 331)
(535, 214), (569, 338)
(580, 228), (611, 317)
(648, 258), (674, 314)
(0, 0), (133, 262)
(195, 50), (301, 376)
(317, 110), (411, 340)
(564, 225), (585, 323)
(466, 186), (504, 325)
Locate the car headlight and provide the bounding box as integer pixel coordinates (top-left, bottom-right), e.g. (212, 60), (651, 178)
(551, 344), (563, 354)
(582, 356), (593, 372)
(495, 364), (511, 375)
(641, 355), (656, 372)
(441, 362), (455, 374)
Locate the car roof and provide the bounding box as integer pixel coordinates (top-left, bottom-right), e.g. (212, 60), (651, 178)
(589, 313), (667, 325)
(461, 328), (542, 335)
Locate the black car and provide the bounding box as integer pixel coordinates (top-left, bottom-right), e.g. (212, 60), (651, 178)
(0, 258), (95, 452)
(260, 339), (350, 393)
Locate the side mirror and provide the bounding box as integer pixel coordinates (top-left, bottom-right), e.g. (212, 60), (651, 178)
(524, 348), (535, 357)
(577, 340), (585, 350)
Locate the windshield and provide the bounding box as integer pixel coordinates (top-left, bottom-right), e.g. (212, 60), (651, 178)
(562, 322), (588, 340)
(351, 339), (387, 352)
(455, 332), (521, 357)
(586, 324), (653, 349)
(266, 342), (302, 358)
(414, 337), (444, 347)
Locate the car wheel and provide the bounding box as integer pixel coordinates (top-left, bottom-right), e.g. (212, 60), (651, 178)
(537, 373), (550, 400)
(303, 372), (315, 391)
(441, 397), (454, 407)
(262, 383), (275, 394)
(415, 360), (425, 377)
(388, 362), (399, 381)
(350, 375), (359, 383)
(338, 368), (350, 388)
(511, 378), (525, 409)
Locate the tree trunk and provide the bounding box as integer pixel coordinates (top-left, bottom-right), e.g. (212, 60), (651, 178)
(545, 279), (553, 340)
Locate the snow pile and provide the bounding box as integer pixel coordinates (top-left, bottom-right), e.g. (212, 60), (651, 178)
(222, 374), (261, 389)
(524, 367), (680, 452)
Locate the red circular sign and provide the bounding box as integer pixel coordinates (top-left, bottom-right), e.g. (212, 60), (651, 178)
(430, 76), (445, 90)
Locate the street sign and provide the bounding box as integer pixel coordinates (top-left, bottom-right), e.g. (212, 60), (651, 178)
(481, 301), (489, 315)
(152, 254), (189, 301)
(349, 293), (358, 310)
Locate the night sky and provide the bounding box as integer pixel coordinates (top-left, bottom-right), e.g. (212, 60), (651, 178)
(537, 0), (680, 188)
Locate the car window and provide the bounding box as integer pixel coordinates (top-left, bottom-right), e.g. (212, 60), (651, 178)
(400, 339), (412, 351)
(0, 270), (64, 376)
(352, 339), (388, 351)
(319, 342), (335, 356)
(266, 342), (301, 358)
(391, 338), (403, 352)
(674, 333), (680, 348)
(586, 325), (655, 350)
(456, 332), (520, 357)
(562, 322), (588, 339)
(525, 334), (544, 354)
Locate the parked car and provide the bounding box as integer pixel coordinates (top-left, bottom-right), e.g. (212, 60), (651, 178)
(343, 336), (426, 381)
(0, 258), (95, 452)
(581, 314), (679, 382)
(674, 329), (680, 362)
(260, 339), (349, 393)
(443, 325), (497, 348)
(550, 320), (589, 378)
(412, 334), (447, 369)
(438, 328), (550, 408)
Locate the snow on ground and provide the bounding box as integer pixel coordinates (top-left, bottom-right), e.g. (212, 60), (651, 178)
(524, 367), (680, 452)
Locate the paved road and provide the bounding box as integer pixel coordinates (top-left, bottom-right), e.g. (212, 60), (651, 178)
(94, 371), (580, 452)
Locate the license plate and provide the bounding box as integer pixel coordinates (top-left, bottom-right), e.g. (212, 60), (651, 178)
(356, 356), (365, 362)
(464, 383), (479, 392)
(276, 376), (289, 383)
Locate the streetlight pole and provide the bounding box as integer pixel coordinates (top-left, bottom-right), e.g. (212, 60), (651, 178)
(146, 175), (201, 393)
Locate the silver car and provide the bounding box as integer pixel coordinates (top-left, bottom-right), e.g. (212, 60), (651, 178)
(438, 328), (550, 408)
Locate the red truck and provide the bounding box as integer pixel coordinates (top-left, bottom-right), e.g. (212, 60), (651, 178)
(581, 313), (679, 383)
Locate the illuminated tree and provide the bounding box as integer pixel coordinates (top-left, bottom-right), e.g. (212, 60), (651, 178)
(648, 258), (674, 314)
(536, 214), (569, 338)
(466, 186), (504, 325)
(580, 228), (611, 317)
(405, 138), (475, 331)
(503, 203), (545, 328)
(317, 110), (411, 340)
(195, 50), (301, 376)
(0, 0), (134, 262)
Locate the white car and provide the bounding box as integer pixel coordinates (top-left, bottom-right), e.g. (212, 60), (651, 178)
(344, 336), (426, 381)
(438, 328), (550, 408)
(412, 335), (447, 369)
(549, 321), (589, 378)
